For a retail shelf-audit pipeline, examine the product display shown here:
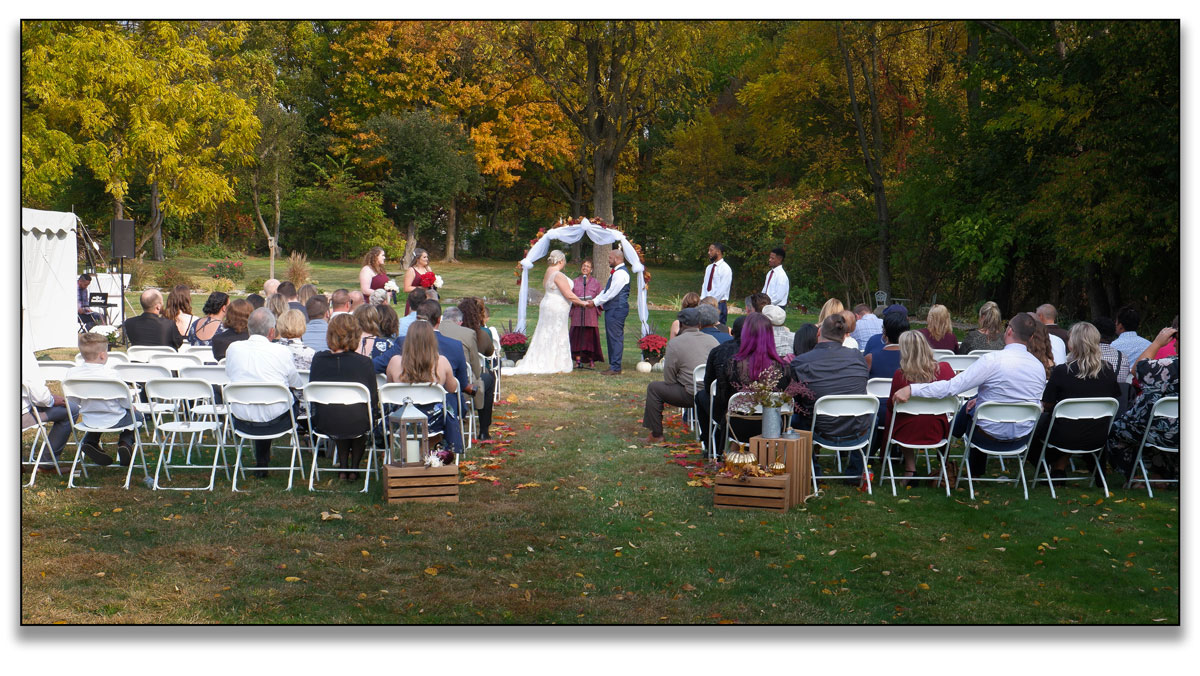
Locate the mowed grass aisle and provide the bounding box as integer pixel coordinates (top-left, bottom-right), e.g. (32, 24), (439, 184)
(24, 257), (1178, 624)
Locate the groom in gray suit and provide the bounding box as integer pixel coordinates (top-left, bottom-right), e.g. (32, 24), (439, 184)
(592, 248), (630, 375)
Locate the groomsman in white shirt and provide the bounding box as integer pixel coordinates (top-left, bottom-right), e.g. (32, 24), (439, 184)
(762, 247), (789, 307)
(700, 243), (733, 325)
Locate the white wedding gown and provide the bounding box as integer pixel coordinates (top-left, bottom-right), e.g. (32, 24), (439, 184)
(506, 273), (573, 375)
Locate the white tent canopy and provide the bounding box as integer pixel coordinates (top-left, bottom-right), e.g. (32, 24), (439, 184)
(516, 218), (649, 337)
(22, 208), (79, 353)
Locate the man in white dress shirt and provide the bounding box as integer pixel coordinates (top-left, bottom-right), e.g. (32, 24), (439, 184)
(225, 308), (305, 476)
(700, 242), (733, 325)
(893, 312), (1046, 477)
(761, 247), (790, 307)
(592, 248), (631, 375)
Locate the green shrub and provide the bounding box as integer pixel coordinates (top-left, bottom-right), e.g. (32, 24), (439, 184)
(183, 242), (245, 260)
(210, 277), (235, 293)
(204, 260), (245, 281)
(246, 277), (266, 295)
(156, 266), (194, 291)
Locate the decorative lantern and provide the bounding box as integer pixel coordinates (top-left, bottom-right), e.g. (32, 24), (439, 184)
(388, 400), (429, 465)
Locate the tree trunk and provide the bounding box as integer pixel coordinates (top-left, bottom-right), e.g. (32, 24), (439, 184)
(443, 199), (459, 263)
(251, 167), (278, 279)
(591, 155), (616, 284)
(147, 180), (165, 261)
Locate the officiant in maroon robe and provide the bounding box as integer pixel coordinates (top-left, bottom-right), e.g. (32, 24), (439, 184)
(570, 260), (605, 368)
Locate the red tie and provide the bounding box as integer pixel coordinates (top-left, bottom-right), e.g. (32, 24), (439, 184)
(766, 270), (774, 289)
(706, 265), (714, 292)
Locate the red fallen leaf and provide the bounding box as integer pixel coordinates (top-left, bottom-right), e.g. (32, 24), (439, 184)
(508, 452), (518, 456)
(488, 450), (503, 456)
(492, 481), (501, 486)
(523, 425), (531, 431)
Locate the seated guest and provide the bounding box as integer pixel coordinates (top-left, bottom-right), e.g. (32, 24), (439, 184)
(840, 310), (859, 350)
(376, 304), (400, 346)
(1035, 304), (1070, 343)
(1030, 322), (1120, 479)
(303, 295), (330, 352)
(698, 296), (730, 335)
(792, 323), (819, 356)
(309, 314), (380, 482)
(274, 309), (315, 371)
(278, 281), (304, 312)
(188, 292), (228, 346)
(224, 308), (304, 477)
(643, 308), (719, 443)
(1155, 315), (1179, 359)
(866, 312), (909, 379)
(1107, 325), (1179, 485)
(65, 333), (143, 467)
(747, 292), (771, 314)
(385, 320), (464, 455)
(668, 292), (701, 341)
(919, 304), (959, 353)
(883, 302), (908, 318)
(353, 304), (384, 358)
(762, 305), (793, 358)
(458, 297), (497, 439)
(163, 284), (195, 343)
(1031, 307), (1067, 364)
(893, 313), (1046, 478)
(211, 299), (252, 362)
(790, 313), (871, 481)
(22, 362), (77, 464)
(349, 290), (366, 311)
(440, 305), (489, 437)
(124, 289), (184, 348)
(329, 289), (353, 318)
(850, 304), (883, 349)
(716, 313), (791, 445)
(699, 316), (746, 457)
(76, 274), (106, 329)
(266, 293), (289, 318)
(297, 283), (319, 307)
(698, 304), (733, 344)
(1112, 306), (1152, 360)
(263, 278), (280, 297)
(884, 331), (956, 483)
(1093, 317), (1132, 385)
(957, 301), (1006, 354)
(1025, 315), (1056, 379)
(246, 293), (265, 310)
(817, 298), (844, 324)
(397, 288), (428, 338)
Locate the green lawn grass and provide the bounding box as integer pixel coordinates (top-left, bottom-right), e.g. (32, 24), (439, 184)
(25, 257), (1178, 624)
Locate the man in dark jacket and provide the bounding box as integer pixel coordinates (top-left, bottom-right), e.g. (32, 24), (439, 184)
(123, 289), (183, 348)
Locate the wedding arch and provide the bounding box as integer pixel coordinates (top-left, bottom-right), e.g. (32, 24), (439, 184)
(515, 218), (649, 337)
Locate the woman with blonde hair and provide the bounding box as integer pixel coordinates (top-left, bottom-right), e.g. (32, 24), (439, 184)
(163, 284), (195, 341)
(958, 301), (1005, 354)
(919, 304), (958, 352)
(817, 298), (844, 324)
(668, 292), (702, 341)
(386, 320), (462, 453)
(297, 283), (319, 307)
(273, 309), (315, 371)
(265, 293), (289, 319)
(840, 309), (859, 350)
(353, 304), (384, 358)
(885, 330), (956, 482)
(1031, 321), (1120, 479)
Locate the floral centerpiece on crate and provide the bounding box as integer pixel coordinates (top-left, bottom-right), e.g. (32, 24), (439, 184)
(728, 364), (812, 415)
(499, 320), (528, 361)
(204, 260), (245, 281)
(638, 333), (668, 364)
(89, 324), (122, 349)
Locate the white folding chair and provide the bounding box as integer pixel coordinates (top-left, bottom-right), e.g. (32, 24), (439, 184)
(145, 378), (229, 491)
(877, 396), (960, 496)
(127, 345), (178, 362)
(688, 364), (706, 436)
(866, 378), (892, 399)
(939, 354), (980, 374)
(76, 351), (130, 365)
(968, 350), (996, 356)
(180, 344), (216, 364)
(707, 380), (720, 458)
(809, 395), (879, 494)
(931, 349), (956, 359)
(379, 383), (449, 465)
(1125, 396), (1179, 498)
(487, 326), (503, 403)
(22, 384), (61, 486)
(62, 378), (149, 489)
(223, 382), (305, 491)
(36, 360), (75, 383)
(147, 352), (204, 373)
(1030, 397), (1119, 499)
(179, 366), (232, 438)
(957, 401), (1043, 500)
(303, 381), (379, 492)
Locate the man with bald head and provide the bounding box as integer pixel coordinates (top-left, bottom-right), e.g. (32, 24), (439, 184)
(349, 290), (366, 310)
(1035, 304), (1069, 343)
(263, 278), (280, 297)
(123, 288), (183, 348)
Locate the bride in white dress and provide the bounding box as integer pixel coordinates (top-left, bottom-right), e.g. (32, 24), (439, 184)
(506, 250), (590, 375)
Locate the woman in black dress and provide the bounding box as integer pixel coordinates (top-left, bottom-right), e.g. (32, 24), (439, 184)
(308, 314), (380, 481)
(211, 299), (251, 361)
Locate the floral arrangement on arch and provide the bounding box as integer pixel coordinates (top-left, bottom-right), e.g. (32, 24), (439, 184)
(205, 260), (245, 281)
(728, 364), (813, 415)
(637, 333), (668, 361)
(499, 320), (527, 351)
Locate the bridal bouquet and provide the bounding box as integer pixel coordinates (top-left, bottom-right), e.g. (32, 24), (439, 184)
(728, 365), (812, 415)
(89, 323), (122, 348)
(415, 271), (437, 289)
(433, 274), (444, 289)
(383, 279), (399, 293)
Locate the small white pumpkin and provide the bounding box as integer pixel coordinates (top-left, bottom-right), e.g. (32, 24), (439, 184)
(635, 361), (653, 373)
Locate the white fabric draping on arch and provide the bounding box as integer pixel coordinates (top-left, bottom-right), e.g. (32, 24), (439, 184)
(516, 218), (649, 337)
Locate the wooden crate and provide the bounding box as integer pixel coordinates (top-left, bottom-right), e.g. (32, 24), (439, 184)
(714, 473), (792, 512)
(383, 462), (459, 504)
(750, 434), (813, 507)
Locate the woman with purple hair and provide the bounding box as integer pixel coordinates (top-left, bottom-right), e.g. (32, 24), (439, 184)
(713, 312), (794, 451)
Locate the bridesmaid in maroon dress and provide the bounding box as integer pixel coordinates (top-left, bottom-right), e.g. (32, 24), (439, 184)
(360, 246), (391, 303)
(402, 248), (436, 313)
(569, 259), (604, 369)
